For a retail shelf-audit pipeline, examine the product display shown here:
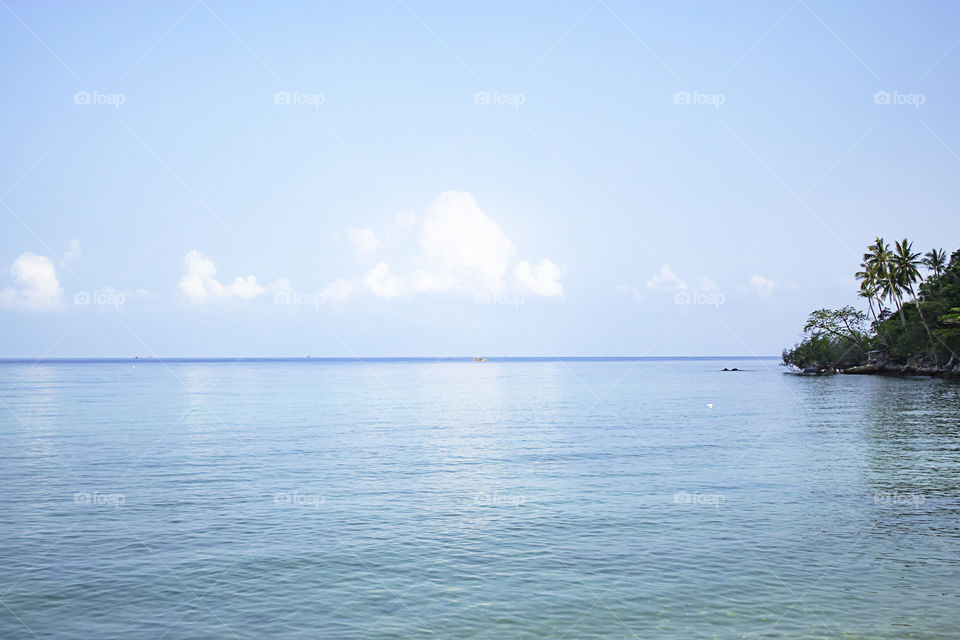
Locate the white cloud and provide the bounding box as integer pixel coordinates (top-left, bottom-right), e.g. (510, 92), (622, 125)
(515, 259), (564, 297)
(642, 266), (725, 300)
(322, 278), (352, 302)
(346, 227), (380, 257)
(419, 191), (516, 293)
(646, 265), (688, 291)
(695, 276), (720, 293)
(0, 253), (63, 311)
(615, 284), (643, 301)
(178, 250), (266, 303)
(228, 275), (264, 299)
(749, 274), (775, 296)
(60, 238), (81, 267)
(339, 191), (564, 300)
(363, 261), (401, 298)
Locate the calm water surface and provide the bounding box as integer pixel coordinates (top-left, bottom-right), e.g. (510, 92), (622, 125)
(1, 358), (959, 639)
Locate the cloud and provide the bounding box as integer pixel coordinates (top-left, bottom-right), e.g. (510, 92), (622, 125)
(419, 190), (516, 293)
(343, 191), (564, 299)
(321, 278), (352, 302)
(178, 250), (265, 303)
(346, 227), (380, 257)
(615, 284), (643, 301)
(515, 259), (564, 297)
(695, 276), (720, 293)
(641, 266), (725, 301)
(646, 265), (688, 291)
(749, 274), (775, 296)
(60, 238), (81, 267)
(0, 253), (63, 311)
(363, 261), (401, 298)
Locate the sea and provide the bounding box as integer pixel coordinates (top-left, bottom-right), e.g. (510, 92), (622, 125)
(1, 357), (958, 638)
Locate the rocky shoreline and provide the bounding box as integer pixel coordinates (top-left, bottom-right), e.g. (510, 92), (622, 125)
(802, 353), (960, 378)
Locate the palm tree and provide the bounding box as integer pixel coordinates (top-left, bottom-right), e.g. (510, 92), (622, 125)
(855, 261), (881, 322)
(894, 239), (922, 295)
(923, 248), (947, 279)
(894, 238), (939, 365)
(865, 237), (905, 326)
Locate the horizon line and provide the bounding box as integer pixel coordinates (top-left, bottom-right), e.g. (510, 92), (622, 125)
(0, 355), (781, 362)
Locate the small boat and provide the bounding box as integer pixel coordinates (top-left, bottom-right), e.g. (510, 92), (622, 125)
(474, 357), (487, 362)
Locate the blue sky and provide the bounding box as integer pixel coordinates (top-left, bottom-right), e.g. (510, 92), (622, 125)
(2, 0), (959, 357)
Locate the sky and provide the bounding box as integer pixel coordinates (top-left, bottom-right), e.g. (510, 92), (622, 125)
(2, 0), (959, 357)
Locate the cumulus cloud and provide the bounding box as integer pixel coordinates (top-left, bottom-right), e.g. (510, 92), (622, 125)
(344, 191), (564, 300)
(363, 261), (401, 298)
(749, 274), (775, 296)
(178, 250), (265, 303)
(515, 259), (564, 297)
(419, 191), (516, 293)
(0, 253), (63, 311)
(346, 227), (380, 257)
(646, 265), (688, 291)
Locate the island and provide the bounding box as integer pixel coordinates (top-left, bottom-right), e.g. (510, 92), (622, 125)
(782, 238), (960, 377)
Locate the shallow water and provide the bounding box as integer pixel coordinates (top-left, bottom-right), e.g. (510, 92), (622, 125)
(1, 358), (958, 639)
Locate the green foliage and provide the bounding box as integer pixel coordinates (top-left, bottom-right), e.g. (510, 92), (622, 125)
(782, 335), (867, 371)
(785, 239), (960, 372)
(782, 307), (870, 371)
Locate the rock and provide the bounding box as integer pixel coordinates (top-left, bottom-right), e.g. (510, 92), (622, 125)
(905, 355), (924, 372)
(842, 364), (880, 374)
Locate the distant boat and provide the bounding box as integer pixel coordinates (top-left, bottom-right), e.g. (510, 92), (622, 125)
(474, 357), (487, 362)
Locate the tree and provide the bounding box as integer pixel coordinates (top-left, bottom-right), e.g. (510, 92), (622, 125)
(782, 306), (871, 371)
(856, 260), (883, 322)
(864, 237), (906, 326)
(923, 248), (947, 279)
(803, 306), (870, 353)
(895, 239), (939, 364)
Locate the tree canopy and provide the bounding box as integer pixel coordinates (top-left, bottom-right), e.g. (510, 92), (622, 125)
(783, 240), (960, 372)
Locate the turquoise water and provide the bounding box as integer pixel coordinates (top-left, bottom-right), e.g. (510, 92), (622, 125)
(1, 358), (958, 639)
